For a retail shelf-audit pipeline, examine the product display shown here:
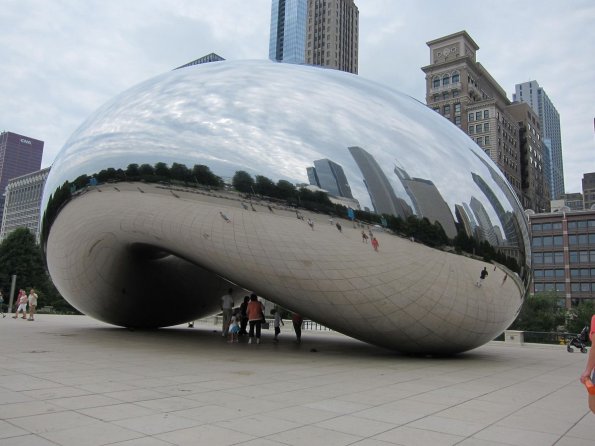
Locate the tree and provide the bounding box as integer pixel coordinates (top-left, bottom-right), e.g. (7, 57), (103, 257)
(0, 228), (76, 313)
(232, 170), (255, 193)
(0, 228), (46, 295)
(254, 175), (277, 197)
(154, 162), (170, 178)
(276, 180), (296, 199)
(509, 292), (565, 332)
(192, 164), (223, 187)
(126, 163), (140, 178)
(170, 162), (190, 182)
(139, 163), (155, 177)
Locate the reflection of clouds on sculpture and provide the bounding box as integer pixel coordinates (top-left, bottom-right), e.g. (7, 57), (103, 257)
(42, 60), (529, 354)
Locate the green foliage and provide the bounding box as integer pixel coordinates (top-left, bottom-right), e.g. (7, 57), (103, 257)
(276, 180), (297, 199)
(566, 300), (595, 334)
(0, 228), (77, 313)
(232, 170), (255, 193)
(254, 175), (277, 197)
(192, 164), (223, 187)
(509, 292), (565, 332)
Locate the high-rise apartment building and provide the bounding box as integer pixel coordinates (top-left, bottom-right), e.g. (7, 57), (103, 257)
(582, 172), (595, 210)
(513, 81), (564, 200)
(421, 31), (549, 213)
(0, 131), (44, 226)
(507, 102), (550, 212)
(0, 167), (50, 242)
(269, 0), (359, 74)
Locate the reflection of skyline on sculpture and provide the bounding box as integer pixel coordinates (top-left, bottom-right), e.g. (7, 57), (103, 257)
(41, 60), (530, 354)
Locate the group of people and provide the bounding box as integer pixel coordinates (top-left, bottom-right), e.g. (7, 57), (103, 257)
(0, 288), (38, 321)
(220, 289), (303, 345)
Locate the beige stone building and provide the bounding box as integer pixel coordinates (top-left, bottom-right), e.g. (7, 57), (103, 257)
(421, 31), (523, 203)
(305, 0), (359, 74)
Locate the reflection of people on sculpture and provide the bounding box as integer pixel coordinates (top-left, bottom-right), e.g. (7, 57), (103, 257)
(247, 294), (265, 344)
(371, 237), (379, 251)
(307, 218), (314, 230)
(292, 313), (303, 343)
(239, 295), (249, 335)
(241, 202), (249, 210)
(219, 211), (231, 223)
(579, 314), (595, 413)
(220, 288), (234, 337)
(335, 222), (342, 232)
(267, 205), (274, 213)
(476, 267), (488, 287)
(361, 230), (368, 243)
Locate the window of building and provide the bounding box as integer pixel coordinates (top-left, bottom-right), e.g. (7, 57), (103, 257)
(484, 123), (490, 132)
(451, 72), (460, 83)
(534, 270), (544, 278)
(468, 113), (474, 122)
(476, 112), (481, 121)
(543, 252), (553, 264)
(581, 283), (591, 292)
(554, 252), (564, 264)
(544, 283), (555, 291)
(534, 283), (544, 292)
(444, 104), (451, 115)
(553, 235), (563, 246)
(533, 253), (543, 264)
(443, 92), (450, 100)
(469, 126), (474, 134)
(555, 269), (565, 278)
(442, 75), (450, 86)
(532, 223), (542, 231)
(485, 135), (490, 145)
(572, 283), (580, 292)
(553, 222), (562, 230)
(454, 116), (461, 126)
(484, 110), (489, 119)
(475, 124), (482, 133)
(568, 222), (577, 230)
(452, 90), (459, 98)
(454, 103), (461, 115)
(556, 283), (565, 292)
(533, 237), (542, 247)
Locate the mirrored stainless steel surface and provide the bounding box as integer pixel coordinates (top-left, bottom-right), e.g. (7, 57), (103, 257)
(41, 60), (530, 354)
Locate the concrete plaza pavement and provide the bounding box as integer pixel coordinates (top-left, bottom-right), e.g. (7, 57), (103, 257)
(0, 315), (593, 446)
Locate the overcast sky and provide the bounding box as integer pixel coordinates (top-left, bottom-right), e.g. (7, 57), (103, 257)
(1, 0), (593, 192)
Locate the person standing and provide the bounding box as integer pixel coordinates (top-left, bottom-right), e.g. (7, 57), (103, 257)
(27, 288), (38, 321)
(292, 312), (303, 344)
(271, 308), (284, 342)
(579, 314), (595, 413)
(247, 294), (265, 344)
(220, 288), (234, 337)
(13, 290), (27, 319)
(239, 296), (249, 335)
(0, 291), (5, 318)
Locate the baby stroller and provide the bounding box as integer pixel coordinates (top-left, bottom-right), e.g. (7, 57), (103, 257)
(567, 324), (589, 353)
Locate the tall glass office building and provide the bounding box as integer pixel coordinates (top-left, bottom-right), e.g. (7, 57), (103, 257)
(269, 0), (307, 64)
(514, 81), (564, 200)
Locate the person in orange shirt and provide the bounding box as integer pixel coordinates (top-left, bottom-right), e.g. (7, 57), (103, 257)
(246, 294), (265, 344)
(579, 314), (595, 413)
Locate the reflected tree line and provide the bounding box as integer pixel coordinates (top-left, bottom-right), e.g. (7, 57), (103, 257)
(42, 161), (520, 273)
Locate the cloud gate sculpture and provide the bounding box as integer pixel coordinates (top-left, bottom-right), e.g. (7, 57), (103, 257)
(41, 60), (530, 354)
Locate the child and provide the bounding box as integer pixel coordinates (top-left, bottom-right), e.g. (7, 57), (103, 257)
(228, 314), (240, 343)
(271, 308), (284, 342)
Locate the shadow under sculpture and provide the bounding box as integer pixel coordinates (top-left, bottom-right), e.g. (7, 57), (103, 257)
(41, 60), (530, 354)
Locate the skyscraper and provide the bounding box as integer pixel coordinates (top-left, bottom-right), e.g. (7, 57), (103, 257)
(0, 131), (44, 226)
(269, 0), (359, 74)
(583, 172), (595, 210)
(307, 158), (353, 198)
(513, 81), (564, 199)
(0, 167), (50, 242)
(269, 0), (308, 64)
